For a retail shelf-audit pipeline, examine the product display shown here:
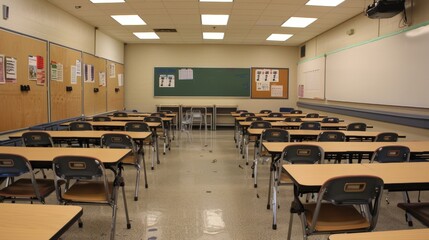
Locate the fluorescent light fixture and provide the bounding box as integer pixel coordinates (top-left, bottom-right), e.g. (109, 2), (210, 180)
(111, 15), (146, 25)
(266, 34), (293, 41)
(203, 32), (224, 39)
(306, 0), (345, 7)
(201, 14), (229, 25)
(90, 0), (125, 3)
(133, 32), (159, 39)
(200, 0), (233, 2)
(282, 17), (317, 28)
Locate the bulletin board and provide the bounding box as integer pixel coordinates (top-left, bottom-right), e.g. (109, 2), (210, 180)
(49, 43), (82, 121)
(106, 60), (124, 111)
(82, 53), (107, 116)
(0, 28), (48, 132)
(251, 67), (289, 99)
(154, 67), (250, 97)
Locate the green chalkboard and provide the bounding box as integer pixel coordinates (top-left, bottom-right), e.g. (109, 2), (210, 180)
(154, 67), (250, 96)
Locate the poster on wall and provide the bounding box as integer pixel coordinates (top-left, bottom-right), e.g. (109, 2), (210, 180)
(271, 69), (279, 82)
(159, 74), (175, 88)
(51, 61), (58, 80)
(99, 72), (106, 87)
(36, 56), (45, 85)
(256, 82), (270, 91)
(5, 57), (17, 83)
(84, 64), (94, 83)
(271, 85), (283, 97)
(71, 65), (77, 84)
(57, 63), (63, 81)
(28, 55), (37, 80)
(76, 60), (81, 76)
(118, 73), (123, 86)
(109, 63), (115, 78)
(0, 55), (5, 84)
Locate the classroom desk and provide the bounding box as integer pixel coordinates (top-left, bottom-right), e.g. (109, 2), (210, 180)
(230, 113), (328, 118)
(0, 203), (82, 240)
(247, 129), (405, 142)
(239, 121), (372, 130)
(329, 228), (429, 240)
(235, 117), (341, 122)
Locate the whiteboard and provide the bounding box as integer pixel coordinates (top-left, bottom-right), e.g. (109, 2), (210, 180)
(297, 56), (325, 99)
(326, 24), (429, 108)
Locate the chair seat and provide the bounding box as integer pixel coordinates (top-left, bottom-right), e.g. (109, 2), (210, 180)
(304, 203), (370, 232)
(0, 178), (55, 198)
(398, 202), (429, 227)
(63, 181), (113, 202)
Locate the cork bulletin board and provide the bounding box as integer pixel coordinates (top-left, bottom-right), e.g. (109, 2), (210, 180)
(251, 67), (289, 99)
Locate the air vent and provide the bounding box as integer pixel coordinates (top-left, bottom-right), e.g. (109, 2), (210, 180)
(153, 29), (177, 33)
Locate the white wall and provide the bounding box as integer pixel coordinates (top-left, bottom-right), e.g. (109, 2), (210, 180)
(124, 44), (298, 113)
(0, 0), (124, 62)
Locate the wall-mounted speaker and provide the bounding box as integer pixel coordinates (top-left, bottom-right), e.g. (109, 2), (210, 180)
(3, 5), (9, 20)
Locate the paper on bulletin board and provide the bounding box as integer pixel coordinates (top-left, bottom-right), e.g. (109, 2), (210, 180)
(178, 68), (193, 80)
(271, 69), (279, 82)
(5, 57), (17, 83)
(99, 72), (106, 87)
(84, 64), (94, 83)
(271, 85), (283, 97)
(28, 56), (37, 80)
(118, 74), (124, 86)
(76, 60), (81, 76)
(109, 63), (115, 78)
(0, 55), (5, 84)
(57, 63), (63, 81)
(255, 69), (263, 82)
(51, 61), (58, 81)
(159, 74), (175, 87)
(256, 82), (270, 91)
(71, 65), (77, 84)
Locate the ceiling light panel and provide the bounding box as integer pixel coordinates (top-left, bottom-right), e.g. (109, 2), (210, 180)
(282, 17), (317, 28)
(305, 0), (345, 7)
(203, 32), (225, 39)
(133, 32), (160, 39)
(111, 15), (146, 25)
(266, 34), (293, 41)
(201, 14), (229, 25)
(200, 0), (233, 2)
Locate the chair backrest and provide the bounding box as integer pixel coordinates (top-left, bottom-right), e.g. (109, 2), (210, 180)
(306, 113), (319, 118)
(284, 117), (302, 122)
(261, 128), (289, 142)
(281, 144), (324, 164)
(314, 175), (384, 231)
(374, 132), (399, 142)
(245, 116), (263, 121)
(250, 121), (272, 129)
(151, 112), (166, 117)
(240, 112), (255, 117)
(69, 121), (93, 131)
(347, 122), (367, 131)
(290, 110), (303, 114)
(93, 116), (111, 121)
(22, 131), (54, 147)
(53, 156), (105, 180)
(321, 117), (339, 123)
(101, 133), (135, 150)
(371, 145), (410, 163)
(299, 122), (321, 130)
(144, 116), (162, 123)
(268, 112), (283, 117)
(317, 131), (346, 142)
(125, 121), (150, 132)
(113, 112), (128, 117)
(160, 110), (173, 114)
(0, 154), (31, 178)
(259, 110), (272, 114)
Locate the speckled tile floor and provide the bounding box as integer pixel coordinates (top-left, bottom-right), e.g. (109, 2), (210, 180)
(50, 129), (427, 239)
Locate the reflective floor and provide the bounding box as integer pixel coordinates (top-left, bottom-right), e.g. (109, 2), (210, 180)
(54, 129), (426, 240)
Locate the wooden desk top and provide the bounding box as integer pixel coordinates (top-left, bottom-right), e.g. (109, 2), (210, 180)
(263, 141), (429, 154)
(235, 117), (336, 122)
(283, 162), (429, 187)
(62, 121), (161, 128)
(231, 113), (328, 118)
(9, 130), (151, 140)
(108, 113), (176, 117)
(0, 146), (131, 164)
(0, 203), (82, 240)
(329, 228), (429, 240)
(239, 121), (371, 129)
(247, 129), (405, 139)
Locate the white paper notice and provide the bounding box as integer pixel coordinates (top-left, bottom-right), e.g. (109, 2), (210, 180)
(263, 69), (271, 82)
(271, 85), (283, 97)
(271, 69), (279, 82)
(255, 69), (263, 82)
(159, 74), (175, 87)
(178, 68), (193, 80)
(118, 74), (124, 86)
(5, 57), (17, 82)
(28, 56), (37, 80)
(256, 82), (270, 91)
(57, 63), (64, 82)
(71, 65), (77, 84)
(76, 60), (81, 76)
(99, 72), (106, 87)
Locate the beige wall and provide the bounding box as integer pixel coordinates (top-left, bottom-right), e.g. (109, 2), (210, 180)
(124, 44), (298, 113)
(0, 0), (124, 63)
